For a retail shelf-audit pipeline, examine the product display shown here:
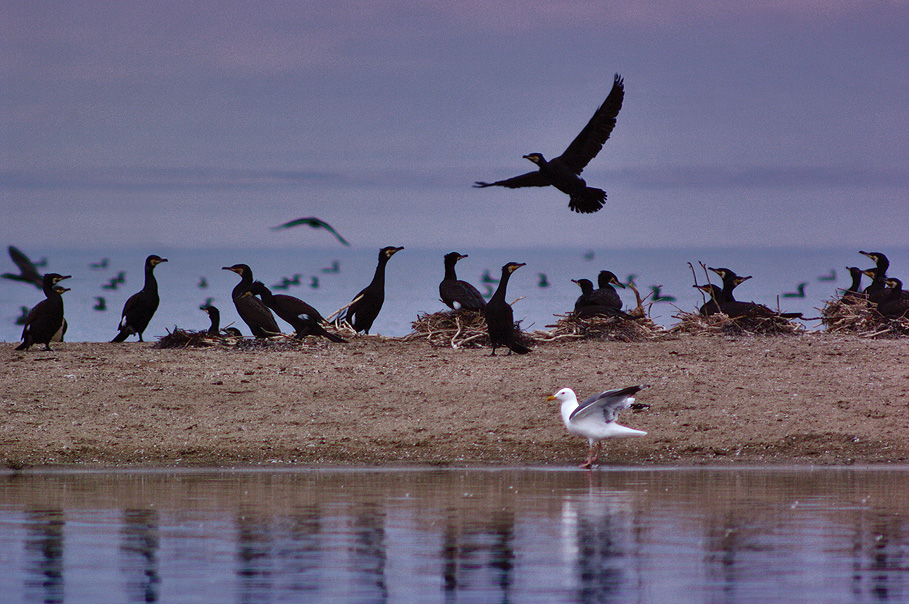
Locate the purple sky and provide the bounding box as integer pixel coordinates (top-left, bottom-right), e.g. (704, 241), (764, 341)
(2, 1), (907, 250)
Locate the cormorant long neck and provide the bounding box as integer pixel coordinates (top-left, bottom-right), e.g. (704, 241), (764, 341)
(207, 308), (220, 334)
(143, 260), (159, 295)
(846, 268), (863, 293)
(443, 257), (458, 281)
(490, 267), (513, 305)
(232, 269), (253, 299)
(369, 255), (390, 292)
(41, 275), (56, 298)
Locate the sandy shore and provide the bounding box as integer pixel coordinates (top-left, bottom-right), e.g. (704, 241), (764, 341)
(2, 333), (908, 469)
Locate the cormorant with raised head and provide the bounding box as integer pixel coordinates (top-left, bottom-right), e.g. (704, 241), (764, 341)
(200, 304), (242, 336)
(222, 264), (281, 338)
(340, 246), (403, 334)
(859, 251), (890, 301)
(248, 281), (346, 343)
(439, 252), (486, 311)
(111, 255), (167, 342)
(16, 273), (71, 351)
(708, 267), (752, 302)
(474, 74), (624, 214)
(484, 262), (531, 355)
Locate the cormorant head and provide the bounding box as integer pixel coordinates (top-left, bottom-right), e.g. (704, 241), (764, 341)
(571, 278), (594, 294)
(859, 250), (889, 270)
(597, 270), (625, 289)
(53, 286), (71, 294)
(147, 255), (168, 267)
(523, 153), (545, 165)
(503, 262), (525, 275)
(885, 278), (902, 291)
(380, 246), (404, 260)
(43, 273), (71, 287)
(861, 269), (876, 280)
(222, 264), (251, 276)
(444, 252), (467, 265)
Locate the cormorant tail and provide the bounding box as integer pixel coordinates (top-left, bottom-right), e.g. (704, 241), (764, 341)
(569, 188), (606, 214)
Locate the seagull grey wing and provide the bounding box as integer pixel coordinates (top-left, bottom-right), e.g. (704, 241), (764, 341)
(569, 385), (644, 422)
(474, 171), (551, 189)
(555, 74), (624, 174)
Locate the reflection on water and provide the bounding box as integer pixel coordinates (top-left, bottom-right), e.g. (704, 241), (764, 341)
(2, 468), (909, 603)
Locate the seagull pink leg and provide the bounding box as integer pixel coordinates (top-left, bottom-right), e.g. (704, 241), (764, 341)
(579, 441), (596, 469)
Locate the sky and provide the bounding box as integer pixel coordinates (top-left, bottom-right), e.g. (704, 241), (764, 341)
(1, 1), (907, 252)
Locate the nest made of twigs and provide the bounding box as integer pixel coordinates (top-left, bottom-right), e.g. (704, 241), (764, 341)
(536, 311), (666, 343)
(670, 310), (804, 336)
(154, 328), (340, 350)
(406, 309), (494, 349)
(820, 295), (909, 338)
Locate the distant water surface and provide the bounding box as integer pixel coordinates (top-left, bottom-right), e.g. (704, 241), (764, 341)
(2, 246), (907, 342)
(2, 467), (909, 603)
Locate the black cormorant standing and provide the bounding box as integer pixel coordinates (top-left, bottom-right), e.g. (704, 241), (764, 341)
(340, 246), (403, 334)
(439, 252), (486, 311)
(483, 262), (531, 355)
(474, 74), (624, 214)
(248, 281), (346, 342)
(111, 255), (167, 342)
(859, 251), (890, 301)
(16, 273), (71, 351)
(221, 264), (281, 338)
(51, 286), (70, 342)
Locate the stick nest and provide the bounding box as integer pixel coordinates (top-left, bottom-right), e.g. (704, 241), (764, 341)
(820, 295), (909, 338)
(536, 311), (666, 343)
(153, 329), (337, 350)
(670, 311), (805, 336)
(406, 309), (503, 349)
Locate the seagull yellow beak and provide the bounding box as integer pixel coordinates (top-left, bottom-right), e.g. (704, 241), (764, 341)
(546, 395), (557, 401)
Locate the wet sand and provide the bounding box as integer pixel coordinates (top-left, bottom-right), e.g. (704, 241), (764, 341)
(2, 333), (908, 468)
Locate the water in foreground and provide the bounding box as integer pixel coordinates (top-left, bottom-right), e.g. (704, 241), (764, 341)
(1, 467), (908, 603)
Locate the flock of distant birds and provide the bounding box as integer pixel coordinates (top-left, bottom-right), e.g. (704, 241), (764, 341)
(6, 242), (908, 354)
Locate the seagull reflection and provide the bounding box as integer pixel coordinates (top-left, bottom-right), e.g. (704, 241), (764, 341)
(120, 508), (161, 603)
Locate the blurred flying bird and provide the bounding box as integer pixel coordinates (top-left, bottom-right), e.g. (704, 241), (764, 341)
(271, 217), (350, 246)
(2, 246), (44, 288)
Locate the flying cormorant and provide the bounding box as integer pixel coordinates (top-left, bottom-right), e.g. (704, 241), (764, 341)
(474, 74), (624, 214)
(222, 264), (281, 338)
(483, 262), (531, 355)
(439, 252), (486, 311)
(16, 273), (71, 351)
(248, 281), (346, 342)
(339, 246), (403, 334)
(2, 246), (44, 288)
(111, 255), (167, 342)
(271, 216), (350, 246)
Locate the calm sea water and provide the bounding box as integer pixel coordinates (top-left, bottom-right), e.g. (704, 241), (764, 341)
(3, 246), (908, 342)
(2, 467), (909, 603)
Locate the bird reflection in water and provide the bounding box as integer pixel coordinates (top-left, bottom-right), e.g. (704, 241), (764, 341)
(24, 508), (65, 604)
(121, 508), (161, 603)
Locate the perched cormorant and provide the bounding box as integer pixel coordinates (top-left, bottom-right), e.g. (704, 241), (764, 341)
(339, 246), (403, 334)
(483, 262), (531, 355)
(222, 264), (281, 338)
(878, 279), (909, 318)
(16, 273), (71, 351)
(859, 251), (890, 300)
(111, 255), (167, 342)
(439, 252), (486, 311)
(271, 216), (350, 246)
(695, 284), (802, 319)
(248, 281), (346, 342)
(572, 279), (630, 319)
(2, 246), (44, 288)
(708, 267), (752, 302)
(593, 270), (625, 309)
(200, 304), (242, 337)
(474, 74), (625, 214)
(782, 282), (808, 298)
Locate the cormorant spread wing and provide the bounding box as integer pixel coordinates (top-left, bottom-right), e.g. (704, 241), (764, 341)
(271, 216), (350, 246)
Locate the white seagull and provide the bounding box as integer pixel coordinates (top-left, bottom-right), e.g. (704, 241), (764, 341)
(548, 385), (649, 468)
